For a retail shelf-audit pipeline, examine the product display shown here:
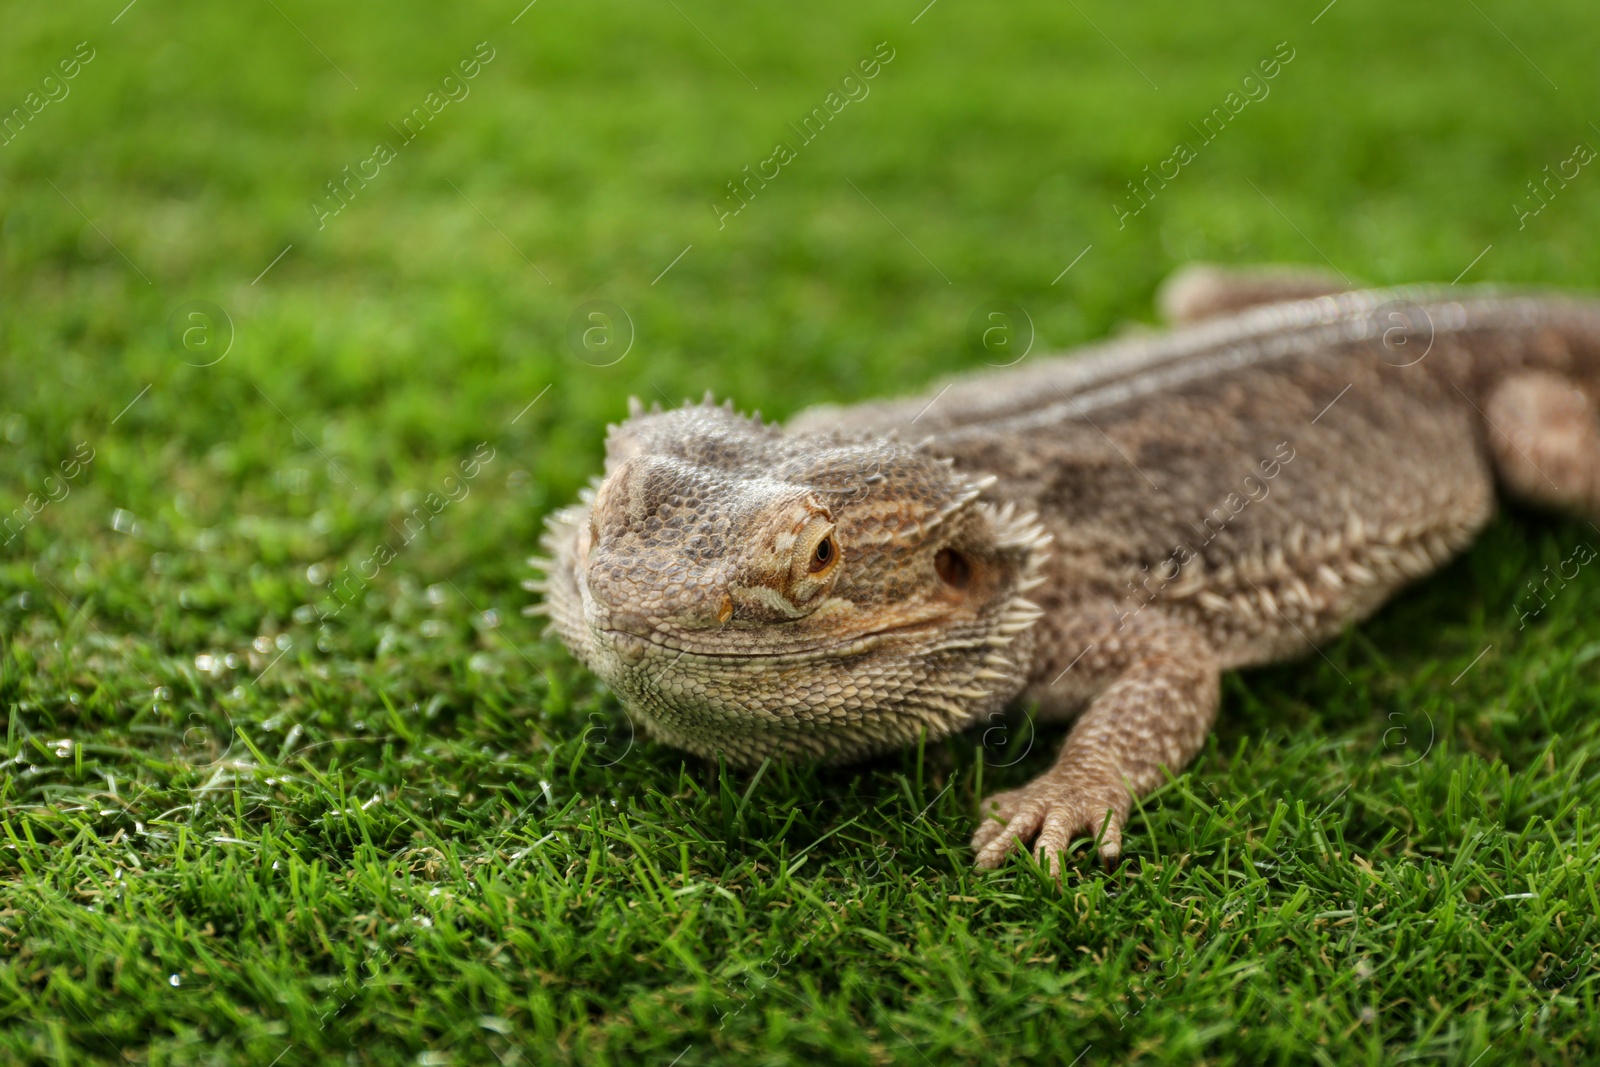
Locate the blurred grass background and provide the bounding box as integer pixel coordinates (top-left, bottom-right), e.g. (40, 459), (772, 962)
(3, 0), (1600, 1063)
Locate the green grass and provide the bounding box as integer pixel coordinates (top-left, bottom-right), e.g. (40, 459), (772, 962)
(4, 0), (1600, 1063)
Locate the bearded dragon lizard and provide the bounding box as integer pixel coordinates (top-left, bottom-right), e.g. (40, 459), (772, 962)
(531, 265), (1600, 873)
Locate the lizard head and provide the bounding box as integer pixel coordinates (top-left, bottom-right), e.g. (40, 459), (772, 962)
(534, 397), (1049, 767)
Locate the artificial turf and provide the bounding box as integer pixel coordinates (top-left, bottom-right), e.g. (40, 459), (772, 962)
(4, 0), (1600, 1063)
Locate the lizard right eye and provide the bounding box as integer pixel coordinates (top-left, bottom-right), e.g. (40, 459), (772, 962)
(809, 535), (837, 573)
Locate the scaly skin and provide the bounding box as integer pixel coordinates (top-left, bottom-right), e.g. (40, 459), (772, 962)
(532, 265), (1600, 874)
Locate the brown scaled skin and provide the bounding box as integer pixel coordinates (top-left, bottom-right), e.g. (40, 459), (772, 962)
(532, 264), (1600, 877)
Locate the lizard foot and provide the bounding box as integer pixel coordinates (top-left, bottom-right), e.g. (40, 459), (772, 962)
(971, 770), (1130, 875)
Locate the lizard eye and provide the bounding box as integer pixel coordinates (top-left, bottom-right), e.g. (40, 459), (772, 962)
(787, 518), (839, 602)
(935, 548), (971, 589)
(809, 534), (836, 573)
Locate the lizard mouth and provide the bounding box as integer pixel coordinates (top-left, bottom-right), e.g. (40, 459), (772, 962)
(594, 617), (946, 664)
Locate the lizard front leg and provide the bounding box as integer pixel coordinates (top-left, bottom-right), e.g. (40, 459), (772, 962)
(972, 611), (1220, 873)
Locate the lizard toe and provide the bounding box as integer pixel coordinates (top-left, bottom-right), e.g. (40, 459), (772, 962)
(1032, 805), (1083, 875)
(970, 785), (1026, 853)
(969, 816), (1008, 858)
(972, 796), (1047, 869)
(1034, 806), (1124, 872)
(974, 773), (1131, 871)
(1095, 815), (1124, 863)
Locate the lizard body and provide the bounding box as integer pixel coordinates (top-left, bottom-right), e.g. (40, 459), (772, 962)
(533, 267), (1600, 871)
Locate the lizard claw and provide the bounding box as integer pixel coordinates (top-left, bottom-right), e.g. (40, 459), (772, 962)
(971, 772), (1129, 875)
